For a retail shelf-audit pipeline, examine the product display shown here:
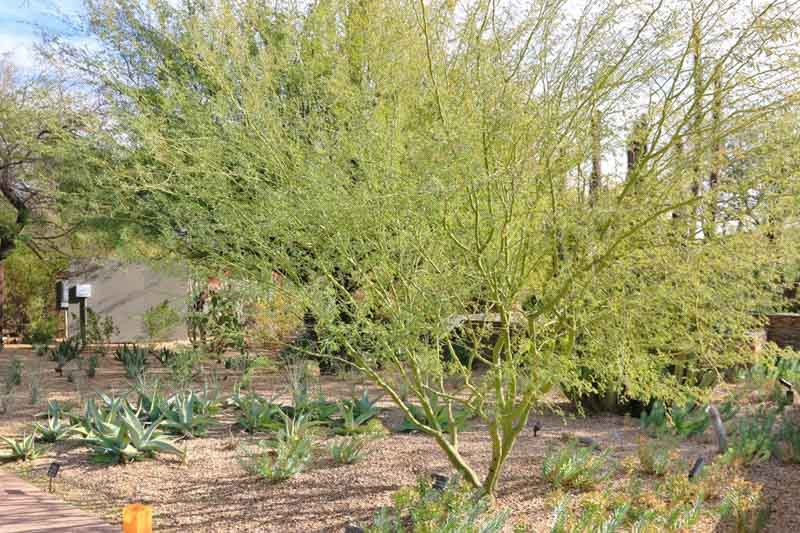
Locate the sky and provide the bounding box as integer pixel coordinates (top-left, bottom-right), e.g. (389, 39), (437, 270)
(0, 0), (85, 69)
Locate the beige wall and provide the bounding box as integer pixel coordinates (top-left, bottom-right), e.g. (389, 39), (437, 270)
(64, 261), (188, 342)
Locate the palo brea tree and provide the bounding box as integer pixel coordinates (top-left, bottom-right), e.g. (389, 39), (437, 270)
(61, 0), (800, 495)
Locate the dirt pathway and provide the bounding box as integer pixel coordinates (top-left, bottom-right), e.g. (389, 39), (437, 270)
(0, 469), (116, 533)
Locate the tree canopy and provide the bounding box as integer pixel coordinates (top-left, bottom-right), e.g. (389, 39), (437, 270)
(47, 0), (800, 494)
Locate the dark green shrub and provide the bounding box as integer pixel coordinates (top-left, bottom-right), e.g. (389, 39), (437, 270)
(86, 308), (118, 354)
(168, 348), (204, 388)
(188, 287), (247, 355)
(25, 316), (57, 346)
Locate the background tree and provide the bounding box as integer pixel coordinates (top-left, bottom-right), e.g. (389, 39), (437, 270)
(0, 61), (94, 342)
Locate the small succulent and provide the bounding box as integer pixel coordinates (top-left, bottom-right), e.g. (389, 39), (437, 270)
(0, 433), (41, 462)
(114, 344), (150, 379)
(162, 391), (213, 438)
(329, 435), (372, 464)
(34, 415), (76, 443)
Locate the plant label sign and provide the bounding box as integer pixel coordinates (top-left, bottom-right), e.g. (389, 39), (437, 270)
(47, 462), (61, 478)
(47, 462), (61, 493)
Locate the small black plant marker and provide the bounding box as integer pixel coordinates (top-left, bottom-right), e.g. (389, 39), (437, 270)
(780, 378), (795, 403)
(431, 473), (449, 491)
(688, 457), (705, 480)
(344, 525), (364, 533)
(533, 422), (541, 436)
(47, 462), (61, 493)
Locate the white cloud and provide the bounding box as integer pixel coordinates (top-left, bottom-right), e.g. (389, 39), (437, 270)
(0, 31), (38, 69)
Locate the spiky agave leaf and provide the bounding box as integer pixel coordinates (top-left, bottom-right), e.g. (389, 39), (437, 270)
(121, 403), (184, 459)
(0, 433), (41, 462)
(34, 415), (76, 443)
(162, 392), (211, 438)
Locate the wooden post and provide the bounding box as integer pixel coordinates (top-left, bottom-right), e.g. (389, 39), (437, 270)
(79, 298), (87, 346)
(707, 404), (727, 454)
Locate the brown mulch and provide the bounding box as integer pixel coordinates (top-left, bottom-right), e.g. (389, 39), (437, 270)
(1, 348), (798, 532)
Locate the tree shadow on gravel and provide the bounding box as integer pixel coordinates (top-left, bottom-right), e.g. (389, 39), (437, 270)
(148, 473), (404, 532)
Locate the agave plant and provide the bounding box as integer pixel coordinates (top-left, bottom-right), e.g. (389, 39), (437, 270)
(0, 433), (41, 462)
(162, 391), (213, 438)
(34, 415), (76, 443)
(350, 390), (382, 420)
(399, 395), (470, 433)
(238, 396), (283, 434)
(240, 412), (320, 481)
(114, 344), (150, 379)
(335, 402), (378, 435)
(49, 337), (83, 372)
(37, 399), (71, 420)
(134, 377), (170, 422)
(329, 435), (373, 464)
(193, 381), (221, 416)
(225, 383), (249, 410)
(82, 401), (184, 463)
(153, 347), (177, 366)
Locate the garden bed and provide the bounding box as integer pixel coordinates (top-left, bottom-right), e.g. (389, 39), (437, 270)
(1, 347), (799, 532)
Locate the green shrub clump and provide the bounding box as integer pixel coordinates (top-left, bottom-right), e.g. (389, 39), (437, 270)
(542, 441), (612, 490)
(365, 476), (509, 533)
(240, 413), (317, 482)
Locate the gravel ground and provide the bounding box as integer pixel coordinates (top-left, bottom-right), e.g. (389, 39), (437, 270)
(1, 348), (798, 532)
